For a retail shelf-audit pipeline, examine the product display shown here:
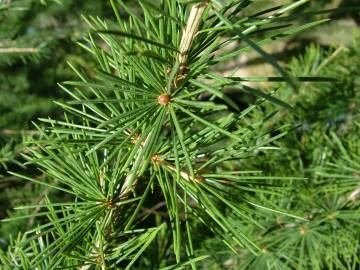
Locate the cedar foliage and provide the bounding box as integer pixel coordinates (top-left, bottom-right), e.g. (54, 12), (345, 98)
(0, 0), (359, 269)
(0, 0), (111, 239)
(0, 0), (110, 166)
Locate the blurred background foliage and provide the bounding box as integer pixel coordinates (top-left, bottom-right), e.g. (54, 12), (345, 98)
(0, 0), (114, 244)
(198, 38), (360, 270)
(0, 0), (359, 269)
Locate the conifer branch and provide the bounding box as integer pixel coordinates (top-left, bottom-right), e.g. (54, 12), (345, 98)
(153, 156), (205, 184)
(0, 47), (39, 54)
(2, 1), (351, 269)
(79, 4), (207, 268)
(1, 129), (41, 135)
(178, 2), (207, 68)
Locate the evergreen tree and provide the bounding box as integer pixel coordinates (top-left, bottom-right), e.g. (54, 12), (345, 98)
(0, 0), (359, 269)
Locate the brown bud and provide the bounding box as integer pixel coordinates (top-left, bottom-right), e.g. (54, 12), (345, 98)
(104, 199), (114, 209)
(158, 94), (171, 106)
(276, 217), (284, 226)
(151, 155), (162, 163)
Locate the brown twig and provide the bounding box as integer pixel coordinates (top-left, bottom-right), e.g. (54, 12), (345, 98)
(348, 187), (360, 201)
(174, 2), (207, 86)
(0, 48), (39, 54)
(1, 129), (41, 136)
(138, 201), (167, 218)
(178, 3), (207, 68)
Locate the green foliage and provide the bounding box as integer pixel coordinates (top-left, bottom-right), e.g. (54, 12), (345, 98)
(0, 0), (111, 166)
(196, 36), (360, 270)
(0, 0), (112, 245)
(0, 0), (359, 269)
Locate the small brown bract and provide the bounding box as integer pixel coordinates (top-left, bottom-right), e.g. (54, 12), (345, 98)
(104, 199), (114, 209)
(151, 155), (162, 163)
(158, 94), (171, 106)
(300, 226), (306, 236)
(195, 175), (206, 184)
(131, 133), (141, 145)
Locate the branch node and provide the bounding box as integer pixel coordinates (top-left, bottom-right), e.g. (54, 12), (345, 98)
(158, 94), (171, 106)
